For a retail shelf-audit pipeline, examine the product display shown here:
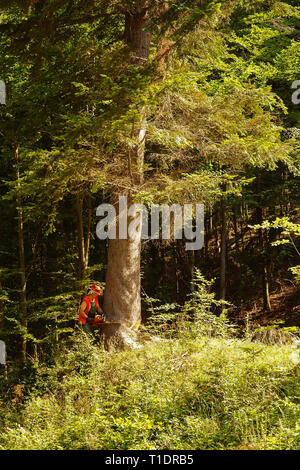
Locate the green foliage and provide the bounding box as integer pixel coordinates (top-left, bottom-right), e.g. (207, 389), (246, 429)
(144, 269), (227, 336)
(180, 269), (234, 337)
(0, 331), (299, 450)
(0, 3), (299, 453)
(290, 265), (300, 281)
(143, 268), (232, 338)
(252, 217), (300, 280)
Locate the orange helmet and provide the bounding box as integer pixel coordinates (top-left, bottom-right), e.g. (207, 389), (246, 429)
(91, 284), (103, 295)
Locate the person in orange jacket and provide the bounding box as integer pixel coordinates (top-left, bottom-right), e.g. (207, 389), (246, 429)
(78, 284), (105, 335)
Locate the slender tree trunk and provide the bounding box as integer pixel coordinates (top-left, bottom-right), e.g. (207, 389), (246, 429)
(233, 205), (242, 305)
(209, 205), (213, 232)
(240, 201), (245, 250)
(204, 214), (209, 262)
(0, 281), (4, 349)
(84, 193), (92, 273)
(256, 205), (272, 312)
(14, 145), (27, 361)
(204, 206), (212, 262)
(76, 194), (85, 281)
(103, 7), (150, 340)
(189, 250), (195, 292)
(215, 226), (219, 252)
(233, 206), (239, 254)
(175, 263), (180, 301)
(0, 282), (2, 317)
(76, 193), (92, 281)
(263, 265), (271, 311)
(282, 166), (289, 216)
(219, 199), (227, 301)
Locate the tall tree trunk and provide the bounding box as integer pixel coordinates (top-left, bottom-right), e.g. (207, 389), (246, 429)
(84, 193), (92, 273)
(219, 199), (227, 301)
(76, 193), (92, 281)
(262, 264), (271, 311)
(233, 205), (242, 305)
(204, 206), (212, 262)
(175, 245), (180, 302)
(0, 281), (4, 339)
(104, 209), (142, 329)
(189, 250), (195, 292)
(233, 206), (239, 254)
(76, 193), (85, 281)
(103, 7), (150, 340)
(209, 206), (213, 232)
(256, 205), (272, 312)
(14, 145), (27, 361)
(204, 214), (209, 262)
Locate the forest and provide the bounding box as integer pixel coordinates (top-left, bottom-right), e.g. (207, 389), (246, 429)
(0, 0), (299, 452)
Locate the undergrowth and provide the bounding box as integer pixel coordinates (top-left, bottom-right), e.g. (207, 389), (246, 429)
(0, 331), (299, 450)
(0, 270), (299, 450)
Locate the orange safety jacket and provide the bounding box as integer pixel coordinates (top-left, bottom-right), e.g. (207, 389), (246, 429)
(78, 295), (104, 325)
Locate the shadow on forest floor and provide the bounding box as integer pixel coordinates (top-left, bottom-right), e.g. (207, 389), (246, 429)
(236, 283), (300, 327)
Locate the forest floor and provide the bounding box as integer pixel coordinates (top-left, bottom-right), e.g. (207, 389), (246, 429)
(235, 283), (300, 328)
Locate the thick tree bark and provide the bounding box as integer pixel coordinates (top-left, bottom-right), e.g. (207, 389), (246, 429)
(104, 207), (142, 329)
(14, 145), (28, 361)
(103, 7), (150, 341)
